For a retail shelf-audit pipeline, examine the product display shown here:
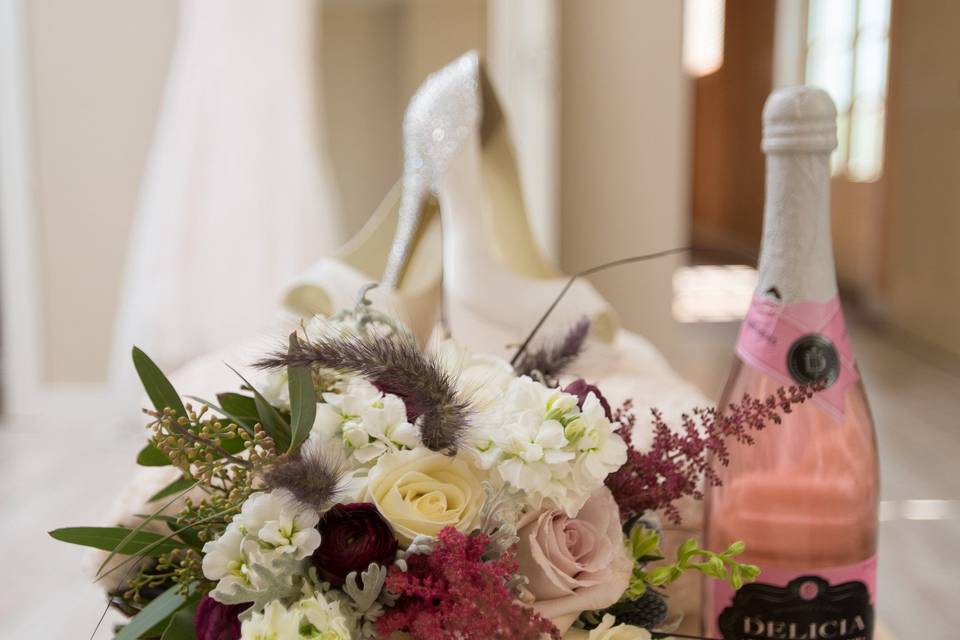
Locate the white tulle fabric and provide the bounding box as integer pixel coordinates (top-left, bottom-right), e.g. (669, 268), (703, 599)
(109, 0), (343, 400)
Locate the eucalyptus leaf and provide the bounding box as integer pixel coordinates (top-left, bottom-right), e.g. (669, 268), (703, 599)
(49, 527), (184, 556)
(132, 347), (186, 418)
(217, 392), (260, 428)
(286, 332), (317, 453)
(94, 479), (199, 577)
(115, 583), (198, 640)
(137, 443), (172, 467)
(225, 364), (291, 451)
(165, 519), (203, 550)
(161, 601), (199, 640)
(149, 476), (196, 503)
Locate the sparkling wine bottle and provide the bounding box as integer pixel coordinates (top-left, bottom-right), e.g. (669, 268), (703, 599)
(703, 87), (879, 640)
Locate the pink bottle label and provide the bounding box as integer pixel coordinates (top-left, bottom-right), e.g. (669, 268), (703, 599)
(709, 555), (877, 639)
(736, 295), (859, 418)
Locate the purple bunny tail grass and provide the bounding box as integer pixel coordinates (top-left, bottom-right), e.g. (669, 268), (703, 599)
(262, 446), (344, 512)
(254, 332), (471, 454)
(513, 317), (590, 381)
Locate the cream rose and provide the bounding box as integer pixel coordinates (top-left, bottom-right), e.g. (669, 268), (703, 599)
(564, 615), (652, 640)
(516, 487), (633, 633)
(367, 448), (485, 544)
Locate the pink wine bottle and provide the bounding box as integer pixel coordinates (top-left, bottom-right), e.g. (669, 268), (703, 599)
(703, 87), (879, 640)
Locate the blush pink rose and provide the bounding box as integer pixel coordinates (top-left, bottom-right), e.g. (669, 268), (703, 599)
(516, 487), (633, 633)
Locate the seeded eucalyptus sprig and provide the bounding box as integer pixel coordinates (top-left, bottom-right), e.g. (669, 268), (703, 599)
(145, 403), (276, 486)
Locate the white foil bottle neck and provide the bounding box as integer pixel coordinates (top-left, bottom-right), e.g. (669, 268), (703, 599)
(756, 86), (839, 304)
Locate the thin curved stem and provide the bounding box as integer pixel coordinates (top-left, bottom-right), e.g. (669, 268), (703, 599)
(510, 246), (757, 366)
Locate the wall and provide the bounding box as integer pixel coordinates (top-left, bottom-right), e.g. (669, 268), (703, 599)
(883, 0), (960, 357)
(560, 0), (690, 357)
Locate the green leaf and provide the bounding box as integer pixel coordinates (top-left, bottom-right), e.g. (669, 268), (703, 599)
(740, 563), (761, 582)
(225, 364), (291, 451)
(626, 523), (661, 561)
(730, 564), (744, 590)
(161, 604), (199, 640)
(149, 476), (196, 503)
(217, 392), (260, 428)
(95, 479), (199, 577)
(286, 332), (317, 453)
(138, 443), (172, 467)
(132, 347), (186, 418)
(164, 518), (203, 550)
(48, 527), (184, 556)
(115, 583), (198, 640)
(645, 565), (675, 587)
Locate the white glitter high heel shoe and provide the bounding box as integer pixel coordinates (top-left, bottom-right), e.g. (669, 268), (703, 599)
(382, 51), (618, 357)
(282, 181), (443, 344)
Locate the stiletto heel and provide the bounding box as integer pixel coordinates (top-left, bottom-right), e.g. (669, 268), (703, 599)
(282, 181), (443, 344)
(383, 51), (618, 357)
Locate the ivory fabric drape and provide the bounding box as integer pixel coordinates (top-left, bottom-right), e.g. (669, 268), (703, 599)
(109, 0), (343, 397)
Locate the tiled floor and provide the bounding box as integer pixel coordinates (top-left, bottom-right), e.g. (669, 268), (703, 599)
(1, 318), (956, 638)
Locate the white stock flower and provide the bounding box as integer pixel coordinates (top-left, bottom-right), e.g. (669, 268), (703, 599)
(310, 378), (418, 465)
(202, 491), (322, 600)
(297, 591), (354, 639)
(471, 376), (627, 516)
(200, 525), (250, 594)
(563, 614), (652, 639)
(260, 369), (291, 410)
(235, 492), (322, 559)
(240, 600), (301, 640)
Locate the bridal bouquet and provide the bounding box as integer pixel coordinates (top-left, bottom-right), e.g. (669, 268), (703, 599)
(51, 296), (815, 640)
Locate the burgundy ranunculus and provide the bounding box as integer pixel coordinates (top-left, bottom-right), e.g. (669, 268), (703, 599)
(194, 595), (242, 640)
(312, 503), (398, 586)
(562, 378), (613, 420)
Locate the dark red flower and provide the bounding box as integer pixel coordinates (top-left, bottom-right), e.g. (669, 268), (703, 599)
(194, 595), (242, 640)
(312, 503), (398, 586)
(563, 378), (612, 420)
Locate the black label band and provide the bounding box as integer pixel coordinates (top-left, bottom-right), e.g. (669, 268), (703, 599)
(718, 576), (874, 639)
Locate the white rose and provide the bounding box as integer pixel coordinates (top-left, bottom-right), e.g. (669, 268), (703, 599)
(564, 615), (652, 640)
(367, 448), (486, 544)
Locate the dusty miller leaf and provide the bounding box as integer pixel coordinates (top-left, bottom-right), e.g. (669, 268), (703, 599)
(342, 562), (387, 613)
(212, 554), (306, 615)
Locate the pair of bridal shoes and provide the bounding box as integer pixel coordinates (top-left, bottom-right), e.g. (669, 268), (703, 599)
(282, 50), (617, 358)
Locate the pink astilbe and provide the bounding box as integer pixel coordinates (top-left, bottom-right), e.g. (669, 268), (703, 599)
(376, 527), (560, 640)
(605, 385), (816, 524)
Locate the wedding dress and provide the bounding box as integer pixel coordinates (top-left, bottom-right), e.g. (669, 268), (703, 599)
(109, 0), (342, 402)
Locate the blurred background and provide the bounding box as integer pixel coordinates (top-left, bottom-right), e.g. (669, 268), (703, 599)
(0, 0), (956, 637)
